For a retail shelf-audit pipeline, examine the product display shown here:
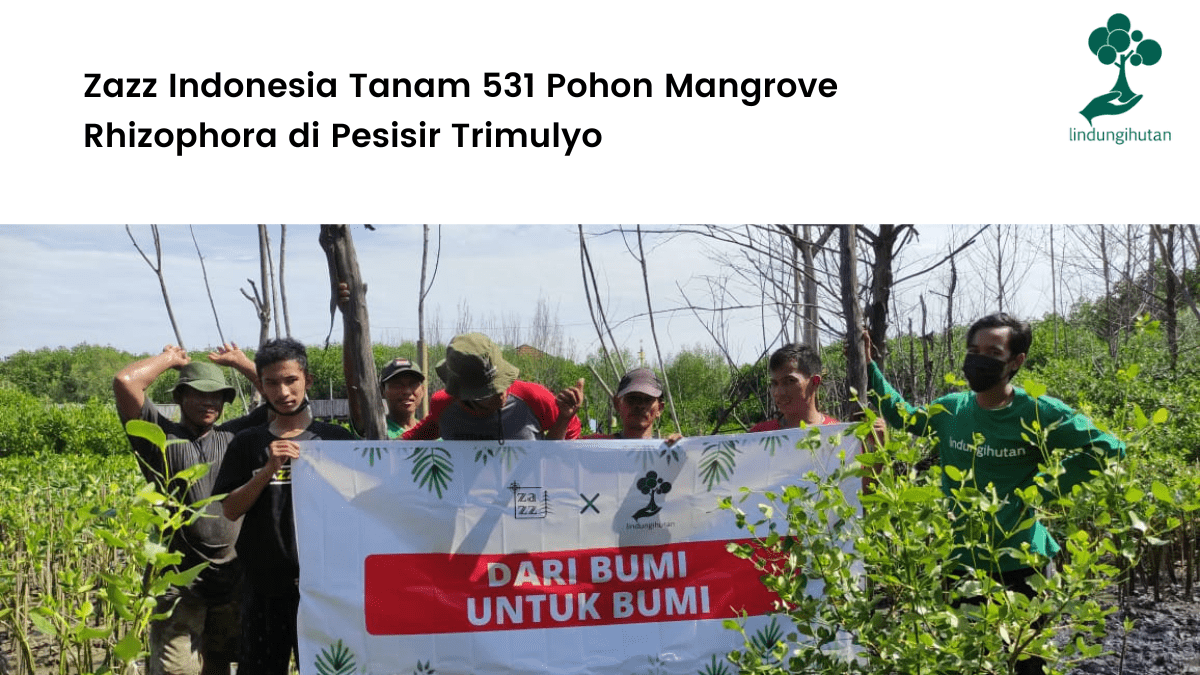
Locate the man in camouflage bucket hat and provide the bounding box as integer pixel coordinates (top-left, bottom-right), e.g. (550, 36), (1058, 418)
(114, 343), (267, 675)
(404, 333), (584, 441)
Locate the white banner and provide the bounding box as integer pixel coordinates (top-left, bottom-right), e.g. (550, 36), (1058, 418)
(294, 426), (860, 675)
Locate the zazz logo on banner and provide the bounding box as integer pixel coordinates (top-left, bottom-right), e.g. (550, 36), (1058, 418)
(1080, 13), (1163, 126)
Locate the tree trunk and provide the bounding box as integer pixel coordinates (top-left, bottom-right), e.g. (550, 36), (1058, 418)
(839, 225), (867, 401)
(255, 226), (272, 347)
(866, 224), (899, 365)
(802, 226), (821, 347)
(263, 225), (282, 340)
(320, 224), (386, 440)
(994, 225), (1005, 313)
(280, 224), (292, 337)
(1049, 224), (1058, 356)
(417, 224), (438, 420)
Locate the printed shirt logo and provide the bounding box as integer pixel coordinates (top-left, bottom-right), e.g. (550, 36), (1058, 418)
(1081, 13), (1163, 126)
(271, 462), (292, 485)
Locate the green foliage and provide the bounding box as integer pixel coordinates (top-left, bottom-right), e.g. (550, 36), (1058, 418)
(721, 413), (1164, 674)
(0, 386), (126, 456)
(0, 425), (213, 675)
(665, 347), (732, 434)
(0, 344), (131, 404)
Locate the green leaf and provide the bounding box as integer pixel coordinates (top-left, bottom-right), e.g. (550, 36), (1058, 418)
(113, 633), (143, 662)
(944, 465), (964, 482)
(1151, 481), (1175, 504)
(1128, 511), (1147, 532)
(1151, 408), (1169, 425)
(29, 609), (58, 636)
(1124, 486), (1145, 503)
(1024, 380), (1047, 399)
(125, 419), (166, 450)
(76, 624), (112, 641)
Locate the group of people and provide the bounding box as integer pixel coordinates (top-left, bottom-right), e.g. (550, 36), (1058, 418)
(115, 314), (1122, 675)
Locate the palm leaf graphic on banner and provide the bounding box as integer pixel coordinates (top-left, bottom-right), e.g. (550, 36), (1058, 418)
(759, 433), (786, 456)
(407, 446), (453, 498)
(699, 439), (742, 491)
(636, 655), (668, 675)
(749, 617), (785, 660)
(359, 445), (389, 466)
(697, 654), (732, 675)
(314, 639), (356, 675)
(412, 660), (436, 674)
(629, 445), (682, 470)
(474, 444), (527, 469)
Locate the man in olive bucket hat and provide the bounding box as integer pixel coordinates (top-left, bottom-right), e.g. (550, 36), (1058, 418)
(403, 333), (584, 441)
(114, 343), (268, 675)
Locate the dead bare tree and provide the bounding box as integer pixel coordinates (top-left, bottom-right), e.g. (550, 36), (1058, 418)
(239, 226), (274, 348)
(417, 224), (442, 418)
(578, 225), (627, 381)
(859, 225), (916, 365)
(320, 224), (386, 440)
(189, 225), (226, 345)
(839, 225), (867, 402)
(279, 225), (292, 337)
(634, 226), (682, 434)
(262, 225), (282, 340)
(126, 224), (186, 349)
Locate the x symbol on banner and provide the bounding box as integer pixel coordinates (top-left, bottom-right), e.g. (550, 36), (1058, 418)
(580, 493), (600, 514)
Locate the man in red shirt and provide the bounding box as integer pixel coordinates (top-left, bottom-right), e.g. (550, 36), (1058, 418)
(750, 343), (838, 432)
(583, 367), (681, 443)
(404, 333), (582, 441)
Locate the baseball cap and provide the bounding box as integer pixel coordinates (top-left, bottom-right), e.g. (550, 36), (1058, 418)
(615, 368), (663, 399)
(381, 357), (424, 384)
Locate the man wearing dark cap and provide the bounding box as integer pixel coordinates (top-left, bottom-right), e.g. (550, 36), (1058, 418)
(113, 343), (266, 675)
(584, 368), (681, 443)
(403, 333), (583, 441)
(379, 357), (425, 438)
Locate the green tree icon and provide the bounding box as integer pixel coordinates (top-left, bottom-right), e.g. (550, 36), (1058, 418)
(633, 471), (672, 520)
(1080, 13), (1163, 125)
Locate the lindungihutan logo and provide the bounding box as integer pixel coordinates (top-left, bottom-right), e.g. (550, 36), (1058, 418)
(1080, 13), (1163, 126)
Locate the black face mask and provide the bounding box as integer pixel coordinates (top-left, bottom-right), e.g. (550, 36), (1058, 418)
(962, 353), (1009, 392)
(267, 397), (311, 416)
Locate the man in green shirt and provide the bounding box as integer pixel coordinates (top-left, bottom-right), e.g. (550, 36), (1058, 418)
(864, 313), (1124, 675)
(380, 357), (425, 438)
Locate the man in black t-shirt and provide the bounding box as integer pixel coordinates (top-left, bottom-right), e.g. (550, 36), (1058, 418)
(215, 338), (353, 675)
(114, 343), (265, 675)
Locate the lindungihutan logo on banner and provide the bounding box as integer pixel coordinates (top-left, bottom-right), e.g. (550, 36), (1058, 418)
(1070, 13), (1170, 145)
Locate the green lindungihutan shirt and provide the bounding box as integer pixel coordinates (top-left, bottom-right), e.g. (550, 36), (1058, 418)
(869, 361), (1125, 572)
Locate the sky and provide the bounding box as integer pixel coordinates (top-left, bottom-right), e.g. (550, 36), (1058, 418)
(0, 224), (1075, 365)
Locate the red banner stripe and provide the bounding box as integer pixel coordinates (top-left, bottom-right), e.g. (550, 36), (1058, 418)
(364, 539), (781, 635)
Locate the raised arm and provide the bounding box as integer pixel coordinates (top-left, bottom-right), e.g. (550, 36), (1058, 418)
(113, 345), (189, 422)
(862, 330), (933, 437)
(208, 342), (262, 394)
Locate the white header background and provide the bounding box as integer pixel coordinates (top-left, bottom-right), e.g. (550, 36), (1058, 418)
(1, 1), (1195, 223)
